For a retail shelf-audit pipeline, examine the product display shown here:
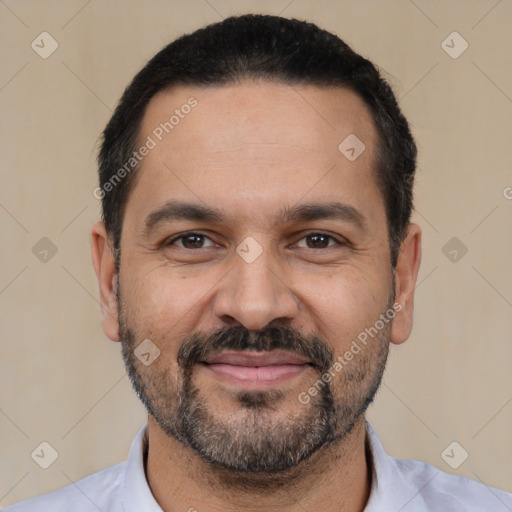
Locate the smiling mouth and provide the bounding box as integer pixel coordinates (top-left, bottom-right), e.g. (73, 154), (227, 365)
(199, 350), (314, 388)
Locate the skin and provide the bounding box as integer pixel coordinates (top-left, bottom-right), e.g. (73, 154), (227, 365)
(91, 81), (422, 512)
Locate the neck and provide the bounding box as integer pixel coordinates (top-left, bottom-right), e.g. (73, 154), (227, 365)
(145, 415), (372, 512)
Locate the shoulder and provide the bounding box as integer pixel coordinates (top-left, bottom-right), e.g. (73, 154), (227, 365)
(3, 462), (127, 512)
(394, 456), (512, 511)
(365, 423), (512, 511)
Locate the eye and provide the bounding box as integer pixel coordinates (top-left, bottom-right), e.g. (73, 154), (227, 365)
(163, 231), (346, 251)
(164, 232), (217, 249)
(294, 232), (344, 249)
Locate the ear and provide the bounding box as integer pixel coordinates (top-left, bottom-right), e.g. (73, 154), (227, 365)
(91, 221), (120, 342)
(390, 222), (422, 345)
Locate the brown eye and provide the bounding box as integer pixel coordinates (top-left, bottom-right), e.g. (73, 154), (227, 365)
(306, 234), (331, 248)
(165, 233), (216, 249)
(295, 233), (341, 249)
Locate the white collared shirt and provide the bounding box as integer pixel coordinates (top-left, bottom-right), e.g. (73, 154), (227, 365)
(5, 422), (512, 511)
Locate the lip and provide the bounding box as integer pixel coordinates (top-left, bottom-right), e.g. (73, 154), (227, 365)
(200, 350), (312, 389)
(203, 350), (310, 366)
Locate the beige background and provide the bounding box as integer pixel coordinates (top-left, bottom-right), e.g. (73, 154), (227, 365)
(1, 0), (511, 506)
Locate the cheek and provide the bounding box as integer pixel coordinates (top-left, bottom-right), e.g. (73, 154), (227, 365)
(120, 266), (210, 349)
(299, 266), (390, 351)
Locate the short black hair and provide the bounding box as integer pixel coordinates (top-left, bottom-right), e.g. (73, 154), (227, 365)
(97, 14), (417, 268)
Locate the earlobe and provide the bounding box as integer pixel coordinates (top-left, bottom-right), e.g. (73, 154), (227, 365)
(90, 221), (121, 342)
(390, 222), (422, 345)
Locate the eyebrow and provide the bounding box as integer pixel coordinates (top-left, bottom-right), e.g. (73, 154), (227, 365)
(143, 199), (368, 236)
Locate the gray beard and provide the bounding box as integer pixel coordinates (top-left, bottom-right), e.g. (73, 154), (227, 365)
(119, 292), (392, 480)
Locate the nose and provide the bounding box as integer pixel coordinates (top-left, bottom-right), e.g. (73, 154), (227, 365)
(212, 241), (299, 331)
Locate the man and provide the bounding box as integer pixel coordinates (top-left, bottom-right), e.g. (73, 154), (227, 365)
(6, 13), (511, 512)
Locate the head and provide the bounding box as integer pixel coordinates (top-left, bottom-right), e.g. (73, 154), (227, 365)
(91, 14), (421, 478)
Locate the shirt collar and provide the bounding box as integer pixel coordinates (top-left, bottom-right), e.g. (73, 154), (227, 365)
(363, 421), (421, 511)
(122, 422), (391, 511)
(122, 425), (163, 512)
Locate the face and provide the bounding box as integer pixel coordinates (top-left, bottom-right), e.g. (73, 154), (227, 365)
(96, 81), (417, 475)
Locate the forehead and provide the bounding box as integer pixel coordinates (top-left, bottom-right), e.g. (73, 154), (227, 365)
(141, 81), (377, 154)
(125, 81), (383, 229)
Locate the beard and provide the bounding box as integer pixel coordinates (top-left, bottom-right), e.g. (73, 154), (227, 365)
(118, 285), (393, 477)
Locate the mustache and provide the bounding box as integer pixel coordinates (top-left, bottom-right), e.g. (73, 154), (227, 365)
(177, 325), (334, 373)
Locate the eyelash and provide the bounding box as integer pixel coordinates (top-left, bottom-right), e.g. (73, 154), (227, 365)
(163, 231), (347, 250)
